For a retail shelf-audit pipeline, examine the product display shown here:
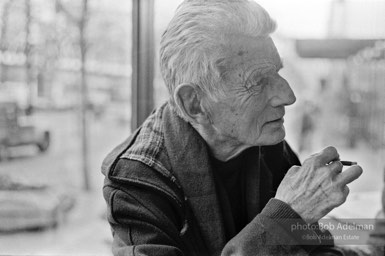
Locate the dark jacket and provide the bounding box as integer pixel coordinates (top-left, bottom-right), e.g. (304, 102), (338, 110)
(102, 103), (337, 256)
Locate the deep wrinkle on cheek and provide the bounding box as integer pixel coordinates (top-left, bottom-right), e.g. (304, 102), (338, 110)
(248, 93), (269, 122)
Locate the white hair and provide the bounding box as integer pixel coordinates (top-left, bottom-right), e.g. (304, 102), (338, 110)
(160, 0), (276, 119)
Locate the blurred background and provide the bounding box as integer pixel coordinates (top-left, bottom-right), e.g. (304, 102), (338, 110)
(0, 0), (384, 254)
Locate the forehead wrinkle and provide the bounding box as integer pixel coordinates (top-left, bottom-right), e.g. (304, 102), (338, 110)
(238, 61), (278, 80)
(219, 51), (281, 76)
(216, 37), (282, 87)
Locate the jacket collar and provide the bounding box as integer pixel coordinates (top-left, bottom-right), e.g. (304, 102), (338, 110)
(162, 104), (227, 255)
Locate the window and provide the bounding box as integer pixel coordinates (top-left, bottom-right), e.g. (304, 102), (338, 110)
(0, 0), (131, 254)
(153, 0), (182, 107)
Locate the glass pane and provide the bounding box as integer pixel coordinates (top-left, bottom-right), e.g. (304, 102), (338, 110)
(154, 0), (182, 107)
(0, 0), (131, 254)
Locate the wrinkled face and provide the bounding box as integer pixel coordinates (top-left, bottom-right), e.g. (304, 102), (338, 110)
(208, 36), (296, 146)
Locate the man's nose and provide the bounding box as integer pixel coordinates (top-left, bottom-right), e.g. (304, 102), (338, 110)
(269, 77), (296, 107)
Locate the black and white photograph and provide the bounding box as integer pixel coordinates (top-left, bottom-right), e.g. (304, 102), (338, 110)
(0, 0), (384, 255)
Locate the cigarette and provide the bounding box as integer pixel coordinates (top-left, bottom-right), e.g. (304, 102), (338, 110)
(340, 161), (358, 166)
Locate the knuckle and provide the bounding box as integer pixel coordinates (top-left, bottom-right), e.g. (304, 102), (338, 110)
(287, 165), (300, 175)
(313, 157), (323, 166)
(324, 145), (336, 152)
(335, 192), (347, 205)
(332, 179), (344, 189)
(322, 168), (333, 179)
(312, 154), (325, 166)
(323, 146), (339, 157)
(327, 170), (336, 180)
(303, 157), (313, 166)
(303, 156), (310, 162)
(330, 161), (343, 174)
(336, 161), (343, 170)
(343, 185), (350, 195)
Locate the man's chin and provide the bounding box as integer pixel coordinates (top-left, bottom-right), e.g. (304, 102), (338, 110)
(258, 129), (286, 146)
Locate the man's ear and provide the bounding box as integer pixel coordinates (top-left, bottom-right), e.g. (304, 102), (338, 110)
(174, 83), (209, 124)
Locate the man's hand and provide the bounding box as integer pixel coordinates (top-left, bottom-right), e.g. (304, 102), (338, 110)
(275, 146), (363, 224)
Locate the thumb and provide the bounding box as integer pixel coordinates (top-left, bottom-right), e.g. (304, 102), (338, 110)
(286, 165), (301, 177)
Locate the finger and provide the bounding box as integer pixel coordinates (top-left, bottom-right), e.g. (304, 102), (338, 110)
(288, 165), (301, 172)
(327, 160), (343, 175)
(336, 165), (363, 185)
(313, 146), (340, 167)
(336, 186), (350, 206)
(343, 185), (350, 197)
(285, 165), (301, 177)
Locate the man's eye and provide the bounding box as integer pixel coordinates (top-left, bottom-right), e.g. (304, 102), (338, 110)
(245, 76), (268, 92)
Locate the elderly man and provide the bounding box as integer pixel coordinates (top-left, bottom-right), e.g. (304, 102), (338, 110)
(102, 1), (367, 255)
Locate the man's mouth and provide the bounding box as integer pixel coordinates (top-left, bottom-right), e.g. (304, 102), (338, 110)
(268, 116), (283, 123)
(267, 117), (284, 123)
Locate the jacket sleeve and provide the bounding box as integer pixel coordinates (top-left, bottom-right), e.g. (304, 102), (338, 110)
(103, 159), (187, 256)
(221, 198), (337, 256)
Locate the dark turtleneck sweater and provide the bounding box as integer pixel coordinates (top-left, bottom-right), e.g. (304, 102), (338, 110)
(211, 147), (273, 240)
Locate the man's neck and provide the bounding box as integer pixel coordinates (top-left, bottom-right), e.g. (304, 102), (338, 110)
(193, 124), (250, 162)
